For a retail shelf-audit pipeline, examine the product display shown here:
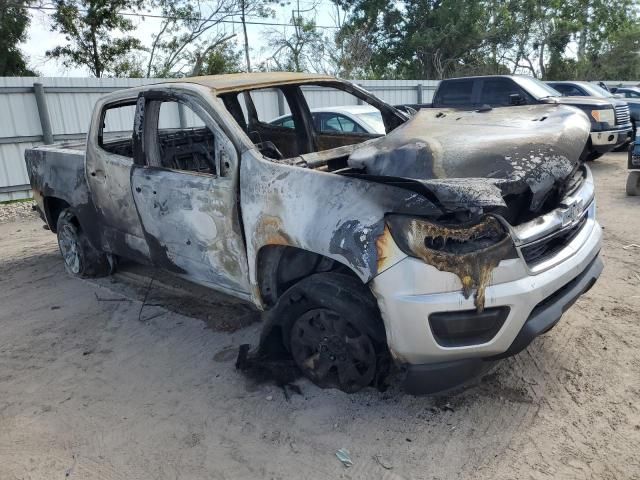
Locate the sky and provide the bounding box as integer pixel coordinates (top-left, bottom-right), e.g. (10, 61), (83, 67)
(22, 1), (341, 77)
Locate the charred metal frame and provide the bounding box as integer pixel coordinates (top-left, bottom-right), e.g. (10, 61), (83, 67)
(26, 74), (593, 314)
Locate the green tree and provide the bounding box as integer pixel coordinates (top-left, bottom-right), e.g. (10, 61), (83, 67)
(335, 0), (492, 78)
(238, 0), (277, 72)
(263, 14), (327, 72)
(571, 0), (640, 80)
(331, 25), (375, 78)
(145, 0), (242, 77)
(0, 0), (37, 76)
(197, 42), (244, 75)
(46, 0), (144, 77)
(334, 0), (640, 80)
(576, 26), (640, 80)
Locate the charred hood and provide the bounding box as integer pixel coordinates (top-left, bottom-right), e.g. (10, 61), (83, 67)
(346, 104), (591, 220)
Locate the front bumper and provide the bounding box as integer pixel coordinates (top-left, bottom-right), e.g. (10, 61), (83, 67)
(591, 125), (632, 151)
(370, 178), (602, 392)
(402, 255), (602, 394)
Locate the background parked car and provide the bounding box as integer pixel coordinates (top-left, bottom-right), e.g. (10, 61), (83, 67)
(548, 80), (638, 143)
(426, 75), (631, 161)
(610, 86), (640, 141)
(610, 86), (640, 99)
(270, 105), (386, 135)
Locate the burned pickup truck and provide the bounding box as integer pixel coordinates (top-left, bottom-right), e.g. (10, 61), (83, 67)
(25, 73), (602, 394)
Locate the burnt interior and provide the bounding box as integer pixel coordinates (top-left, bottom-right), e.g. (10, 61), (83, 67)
(102, 128), (216, 174)
(218, 82), (406, 161)
(156, 127), (216, 173)
(100, 136), (134, 157)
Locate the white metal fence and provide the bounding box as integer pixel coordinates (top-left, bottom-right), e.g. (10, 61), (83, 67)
(0, 77), (636, 201)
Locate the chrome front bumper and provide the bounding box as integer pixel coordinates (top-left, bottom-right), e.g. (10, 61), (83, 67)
(590, 125), (632, 147)
(370, 168), (602, 366)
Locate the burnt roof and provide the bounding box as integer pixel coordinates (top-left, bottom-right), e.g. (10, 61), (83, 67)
(172, 72), (337, 93)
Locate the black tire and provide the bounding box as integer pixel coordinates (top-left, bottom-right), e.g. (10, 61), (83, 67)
(56, 209), (114, 278)
(614, 140), (633, 153)
(627, 171), (640, 196)
(268, 272), (387, 393)
(584, 150), (603, 162)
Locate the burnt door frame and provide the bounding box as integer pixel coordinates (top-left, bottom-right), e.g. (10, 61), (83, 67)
(86, 96), (151, 260)
(130, 88), (251, 298)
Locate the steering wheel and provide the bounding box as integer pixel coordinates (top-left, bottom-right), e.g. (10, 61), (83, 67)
(256, 141), (284, 160)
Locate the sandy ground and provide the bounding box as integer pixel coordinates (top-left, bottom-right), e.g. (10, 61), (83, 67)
(1, 151), (639, 480)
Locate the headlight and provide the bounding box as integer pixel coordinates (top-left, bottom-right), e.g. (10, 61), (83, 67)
(590, 109), (615, 125)
(385, 215), (515, 311)
(386, 215), (509, 257)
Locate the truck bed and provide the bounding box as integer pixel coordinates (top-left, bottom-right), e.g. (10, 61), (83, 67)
(24, 142), (91, 229)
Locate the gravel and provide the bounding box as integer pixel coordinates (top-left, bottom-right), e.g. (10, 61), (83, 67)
(0, 200), (39, 224)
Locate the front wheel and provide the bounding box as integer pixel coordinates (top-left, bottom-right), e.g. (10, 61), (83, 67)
(271, 273), (387, 393)
(56, 209), (114, 277)
(290, 308), (378, 393)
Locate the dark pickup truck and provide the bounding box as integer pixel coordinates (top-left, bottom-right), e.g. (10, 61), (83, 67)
(548, 81), (637, 143)
(628, 134), (640, 195)
(429, 75), (632, 161)
(608, 86), (640, 140)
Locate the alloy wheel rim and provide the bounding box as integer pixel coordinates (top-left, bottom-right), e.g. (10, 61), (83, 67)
(59, 224), (81, 274)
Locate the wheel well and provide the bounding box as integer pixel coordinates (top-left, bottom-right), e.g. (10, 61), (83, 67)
(256, 245), (359, 307)
(43, 197), (71, 232)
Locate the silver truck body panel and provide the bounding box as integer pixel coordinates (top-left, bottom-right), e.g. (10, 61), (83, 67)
(24, 74), (601, 372)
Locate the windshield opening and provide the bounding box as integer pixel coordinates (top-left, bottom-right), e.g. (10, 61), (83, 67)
(513, 76), (561, 99)
(581, 83), (615, 98)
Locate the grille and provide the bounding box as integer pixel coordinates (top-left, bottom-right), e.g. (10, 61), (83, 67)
(563, 167), (586, 197)
(521, 215), (588, 266)
(615, 105), (631, 125)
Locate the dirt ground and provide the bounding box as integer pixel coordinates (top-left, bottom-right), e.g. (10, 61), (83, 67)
(1, 151), (639, 480)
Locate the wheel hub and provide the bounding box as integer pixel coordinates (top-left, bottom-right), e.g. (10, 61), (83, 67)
(290, 308), (377, 392)
(319, 335), (348, 362)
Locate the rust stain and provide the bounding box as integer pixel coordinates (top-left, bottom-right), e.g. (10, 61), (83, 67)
(168, 72), (335, 94)
(375, 225), (394, 272)
(250, 283), (267, 310)
(405, 216), (513, 312)
(32, 189), (43, 204)
(256, 215), (292, 246)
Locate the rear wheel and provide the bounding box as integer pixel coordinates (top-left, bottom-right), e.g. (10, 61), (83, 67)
(56, 209), (114, 277)
(270, 273), (387, 393)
